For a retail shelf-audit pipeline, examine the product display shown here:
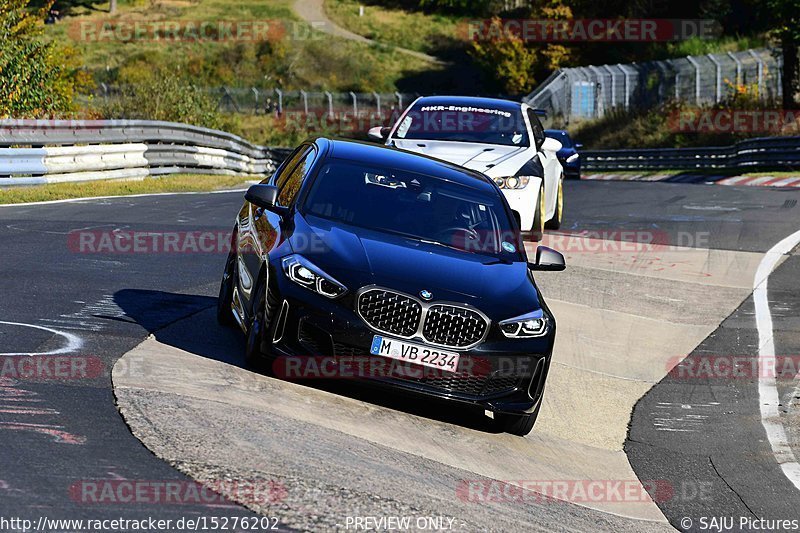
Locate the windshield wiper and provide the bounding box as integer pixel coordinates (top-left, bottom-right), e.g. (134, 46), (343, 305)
(416, 238), (465, 252)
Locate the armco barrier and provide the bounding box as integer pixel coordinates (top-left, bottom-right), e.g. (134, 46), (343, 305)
(583, 136), (800, 172)
(0, 119), (293, 186)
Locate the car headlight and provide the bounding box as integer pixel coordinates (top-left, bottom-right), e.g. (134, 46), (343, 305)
(493, 176), (532, 189)
(566, 153), (579, 163)
(282, 255), (347, 298)
(499, 310), (550, 338)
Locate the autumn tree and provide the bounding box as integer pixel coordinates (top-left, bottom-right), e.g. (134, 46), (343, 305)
(0, 0), (90, 117)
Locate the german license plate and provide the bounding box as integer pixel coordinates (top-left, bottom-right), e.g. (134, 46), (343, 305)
(370, 335), (459, 373)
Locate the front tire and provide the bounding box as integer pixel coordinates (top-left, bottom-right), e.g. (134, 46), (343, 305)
(244, 276), (279, 370)
(217, 251), (237, 327)
(528, 183), (546, 242)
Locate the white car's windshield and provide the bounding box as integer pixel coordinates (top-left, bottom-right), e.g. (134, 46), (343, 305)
(394, 103), (530, 147)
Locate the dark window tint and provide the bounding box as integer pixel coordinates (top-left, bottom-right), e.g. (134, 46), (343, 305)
(527, 109), (546, 150)
(304, 161), (517, 257)
(263, 146), (306, 186)
(277, 148), (316, 207)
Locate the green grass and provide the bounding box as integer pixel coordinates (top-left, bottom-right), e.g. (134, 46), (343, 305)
(0, 174), (255, 204)
(45, 0), (434, 92)
(324, 0), (462, 55)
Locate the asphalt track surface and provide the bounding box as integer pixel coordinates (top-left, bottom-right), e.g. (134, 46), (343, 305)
(1, 180), (800, 531)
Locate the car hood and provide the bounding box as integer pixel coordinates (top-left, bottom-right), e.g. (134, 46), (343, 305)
(392, 139), (529, 176)
(290, 214), (541, 319)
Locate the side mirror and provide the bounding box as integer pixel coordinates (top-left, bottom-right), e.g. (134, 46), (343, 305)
(574, 143), (583, 150)
(245, 184), (278, 209)
(541, 137), (562, 152)
(528, 246), (566, 271)
(367, 126), (390, 142)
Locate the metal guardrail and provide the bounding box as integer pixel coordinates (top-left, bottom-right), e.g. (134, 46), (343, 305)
(583, 136), (800, 172)
(0, 119), (293, 186)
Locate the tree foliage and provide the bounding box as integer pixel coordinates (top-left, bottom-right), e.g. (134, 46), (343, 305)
(0, 0), (90, 117)
(468, 1), (574, 95)
(767, 0), (800, 107)
(99, 69), (222, 129)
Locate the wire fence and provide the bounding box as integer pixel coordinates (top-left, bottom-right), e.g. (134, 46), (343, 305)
(525, 48), (783, 125)
(92, 86), (420, 117)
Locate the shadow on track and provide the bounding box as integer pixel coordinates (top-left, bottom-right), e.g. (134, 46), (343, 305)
(114, 288), (501, 434)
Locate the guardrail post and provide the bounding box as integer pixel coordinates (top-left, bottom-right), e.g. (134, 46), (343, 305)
(252, 87), (259, 114)
(373, 92), (382, 116)
(274, 89), (283, 115)
(349, 91), (358, 116)
(686, 56), (701, 105)
(325, 92), (333, 116)
(707, 54), (722, 103)
(300, 90), (308, 115)
(748, 49), (765, 99)
(395, 92), (403, 110)
(728, 51), (743, 86)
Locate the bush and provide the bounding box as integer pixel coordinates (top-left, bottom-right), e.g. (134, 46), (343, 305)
(98, 70), (222, 128)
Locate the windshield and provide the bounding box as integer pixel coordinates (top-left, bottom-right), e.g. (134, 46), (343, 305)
(393, 103), (529, 147)
(304, 161), (519, 257)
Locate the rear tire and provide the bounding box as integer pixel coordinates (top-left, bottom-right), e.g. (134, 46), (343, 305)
(217, 251), (237, 327)
(545, 176), (563, 230)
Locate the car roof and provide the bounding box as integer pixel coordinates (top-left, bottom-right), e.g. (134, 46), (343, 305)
(314, 138), (496, 192)
(411, 95), (523, 114)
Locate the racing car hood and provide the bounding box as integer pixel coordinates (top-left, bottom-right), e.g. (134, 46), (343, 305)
(290, 214), (541, 319)
(392, 139), (530, 176)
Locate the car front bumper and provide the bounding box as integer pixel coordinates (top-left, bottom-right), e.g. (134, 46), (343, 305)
(264, 276), (554, 416)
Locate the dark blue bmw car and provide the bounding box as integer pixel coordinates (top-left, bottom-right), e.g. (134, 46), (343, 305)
(217, 137), (565, 436)
(545, 129), (582, 179)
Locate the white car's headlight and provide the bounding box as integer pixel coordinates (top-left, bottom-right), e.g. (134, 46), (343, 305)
(566, 153), (579, 163)
(282, 255), (347, 298)
(499, 310), (550, 338)
(493, 176), (532, 189)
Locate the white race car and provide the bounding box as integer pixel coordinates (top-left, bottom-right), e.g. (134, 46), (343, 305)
(369, 96), (564, 240)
